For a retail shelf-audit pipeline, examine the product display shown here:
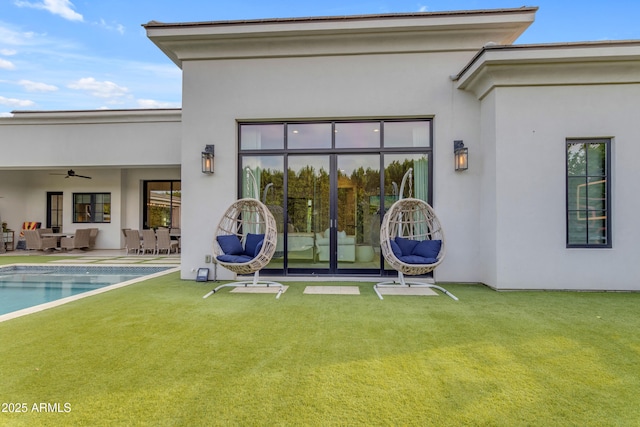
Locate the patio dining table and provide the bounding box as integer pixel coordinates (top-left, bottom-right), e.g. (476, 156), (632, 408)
(41, 232), (75, 248)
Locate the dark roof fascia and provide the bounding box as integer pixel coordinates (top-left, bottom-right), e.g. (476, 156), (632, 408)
(143, 7), (539, 30)
(453, 39), (640, 81)
(10, 108), (181, 115)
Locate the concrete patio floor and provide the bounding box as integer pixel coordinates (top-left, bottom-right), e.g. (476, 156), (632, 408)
(0, 248), (181, 265)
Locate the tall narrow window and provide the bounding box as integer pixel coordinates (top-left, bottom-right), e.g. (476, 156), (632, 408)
(46, 192), (63, 232)
(566, 139), (611, 248)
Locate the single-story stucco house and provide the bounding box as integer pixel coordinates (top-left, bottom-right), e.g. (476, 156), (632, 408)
(1, 6), (639, 290)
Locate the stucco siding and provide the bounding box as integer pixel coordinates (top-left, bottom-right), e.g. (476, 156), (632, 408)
(179, 51), (484, 279)
(493, 84), (640, 290)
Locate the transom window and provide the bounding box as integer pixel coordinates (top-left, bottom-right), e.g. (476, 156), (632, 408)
(240, 120), (431, 151)
(566, 139), (611, 248)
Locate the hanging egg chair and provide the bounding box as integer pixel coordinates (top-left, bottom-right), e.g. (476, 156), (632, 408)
(203, 168), (284, 299)
(375, 168), (458, 301)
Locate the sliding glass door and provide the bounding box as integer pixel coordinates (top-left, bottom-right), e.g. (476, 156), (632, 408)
(285, 154), (380, 274)
(239, 119), (432, 277)
(286, 155), (330, 273)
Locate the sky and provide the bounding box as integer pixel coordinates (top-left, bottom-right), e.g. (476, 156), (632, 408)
(1, 0), (640, 116)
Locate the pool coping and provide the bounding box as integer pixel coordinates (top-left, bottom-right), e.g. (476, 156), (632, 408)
(0, 263), (180, 323)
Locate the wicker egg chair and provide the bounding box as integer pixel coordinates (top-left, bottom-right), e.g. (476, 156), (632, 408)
(375, 168), (458, 301)
(203, 169), (284, 299)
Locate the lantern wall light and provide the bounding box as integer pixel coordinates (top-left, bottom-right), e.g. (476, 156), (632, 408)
(201, 145), (215, 174)
(454, 140), (468, 171)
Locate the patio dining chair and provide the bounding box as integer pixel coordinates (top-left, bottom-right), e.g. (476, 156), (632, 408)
(124, 229), (142, 254)
(23, 229), (57, 252)
(60, 228), (91, 251)
(141, 229), (157, 255)
(88, 228), (99, 249)
(156, 228), (178, 254)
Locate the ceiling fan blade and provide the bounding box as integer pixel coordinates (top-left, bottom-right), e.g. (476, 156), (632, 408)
(76, 175), (92, 179)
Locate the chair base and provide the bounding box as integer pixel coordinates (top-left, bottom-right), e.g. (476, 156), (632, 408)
(203, 271), (284, 299)
(374, 272), (458, 301)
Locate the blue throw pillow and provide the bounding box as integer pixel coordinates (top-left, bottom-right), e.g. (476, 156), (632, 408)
(244, 233), (265, 257)
(254, 240), (264, 257)
(389, 239), (403, 258)
(412, 239), (441, 259)
(217, 235), (243, 255)
(395, 237), (419, 256)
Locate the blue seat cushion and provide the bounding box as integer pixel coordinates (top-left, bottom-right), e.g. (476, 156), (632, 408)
(412, 239), (442, 259)
(244, 233), (265, 257)
(389, 239), (403, 258)
(217, 235), (243, 255)
(399, 255), (438, 265)
(395, 237), (420, 256)
(217, 254), (253, 263)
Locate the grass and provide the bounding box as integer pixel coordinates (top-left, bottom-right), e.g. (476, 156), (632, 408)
(0, 255), (639, 425)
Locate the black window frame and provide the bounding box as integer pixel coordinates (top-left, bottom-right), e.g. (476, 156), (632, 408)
(72, 192), (111, 224)
(566, 138), (611, 248)
(142, 180), (182, 230)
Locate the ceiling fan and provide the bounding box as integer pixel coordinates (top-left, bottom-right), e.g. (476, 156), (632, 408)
(51, 169), (92, 179)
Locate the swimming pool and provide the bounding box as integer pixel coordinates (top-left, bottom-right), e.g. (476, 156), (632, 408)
(0, 265), (177, 321)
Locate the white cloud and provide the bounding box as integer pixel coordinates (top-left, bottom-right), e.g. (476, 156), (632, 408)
(0, 24), (39, 46)
(18, 79), (58, 92)
(136, 99), (181, 109)
(0, 59), (15, 70)
(96, 19), (125, 35)
(0, 49), (17, 56)
(0, 112), (14, 117)
(14, 0), (83, 22)
(419, 5), (428, 12)
(0, 96), (36, 107)
(67, 77), (128, 99)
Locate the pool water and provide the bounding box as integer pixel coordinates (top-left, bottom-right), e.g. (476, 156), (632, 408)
(0, 265), (172, 316)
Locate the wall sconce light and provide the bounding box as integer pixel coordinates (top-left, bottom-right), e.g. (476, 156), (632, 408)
(454, 140), (468, 171)
(201, 145), (215, 174)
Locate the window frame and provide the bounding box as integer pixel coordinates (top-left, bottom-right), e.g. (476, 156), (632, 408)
(142, 180), (181, 230)
(72, 192), (111, 224)
(565, 138), (611, 248)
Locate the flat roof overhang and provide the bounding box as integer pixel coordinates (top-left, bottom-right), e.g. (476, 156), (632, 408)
(454, 40), (640, 99)
(144, 7), (537, 66)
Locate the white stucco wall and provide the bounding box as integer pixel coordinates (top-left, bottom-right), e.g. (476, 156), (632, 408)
(0, 110), (181, 168)
(491, 84), (640, 290)
(477, 90), (498, 287)
(179, 51), (485, 280)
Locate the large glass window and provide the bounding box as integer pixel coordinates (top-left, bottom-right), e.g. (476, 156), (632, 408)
(566, 139), (611, 247)
(241, 156), (285, 268)
(143, 181), (181, 229)
(239, 119), (433, 275)
(73, 193), (110, 223)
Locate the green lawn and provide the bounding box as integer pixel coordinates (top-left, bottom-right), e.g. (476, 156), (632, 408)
(1, 257), (639, 426)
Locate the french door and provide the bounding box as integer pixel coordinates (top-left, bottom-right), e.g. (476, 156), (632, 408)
(286, 154), (381, 275)
(239, 119), (433, 277)
(46, 192), (63, 232)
